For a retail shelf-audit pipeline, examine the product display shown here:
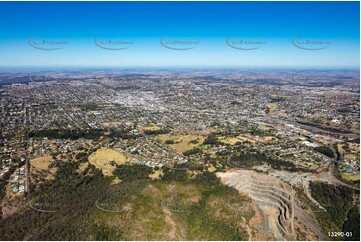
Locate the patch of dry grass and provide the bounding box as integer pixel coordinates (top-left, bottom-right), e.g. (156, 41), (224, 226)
(341, 171), (360, 182)
(31, 156), (53, 170)
(144, 124), (161, 131)
(149, 169), (164, 180)
(267, 102), (278, 113)
(158, 134), (205, 154)
(88, 148), (127, 176)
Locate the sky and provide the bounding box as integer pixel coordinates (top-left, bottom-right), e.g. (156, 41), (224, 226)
(0, 1), (359, 69)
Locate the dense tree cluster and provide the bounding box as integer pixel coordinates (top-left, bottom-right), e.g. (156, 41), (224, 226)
(249, 128), (269, 136)
(314, 146), (334, 158)
(203, 134), (218, 145)
(113, 164), (153, 182)
(183, 147), (201, 156)
(0, 162), (110, 240)
(228, 152), (306, 172)
(229, 152), (267, 167)
(75, 152), (88, 162)
(143, 129), (170, 135)
(29, 128), (137, 140)
(310, 181), (358, 239)
(343, 207), (360, 241)
(0, 159), (252, 240)
(29, 129), (104, 139)
(333, 144), (342, 161)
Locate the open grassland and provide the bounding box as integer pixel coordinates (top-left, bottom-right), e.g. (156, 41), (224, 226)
(298, 162), (319, 170)
(31, 156), (53, 170)
(158, 134), (205, 154)
(236, 135), (257, 143)
(98, 104), (115, 107)
(337, 143), (360, 154)
(218, 135), (259, 145)
(345, 153), (357, 160)
(144, 123), (161, 131)
(267, 102), (278, 113)
(271, 94), (292, 98)
(337, 143), (346, 153)
(88, 148), (128, 176)
(101, 121), (121, 126)
(337, 143), (360, 162)
(207, 164), (217, 173)
(218, 136), (241, 145)
(257, 125), (271, 130)
(76, 162), (89, 173)
(30, 156), (57, 180)
(149, 169), (164, 180)
(349, 143), (360, 152)
(340, 171), (360, 182)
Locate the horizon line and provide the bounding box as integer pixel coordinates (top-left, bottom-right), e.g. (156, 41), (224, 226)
(0, 66), (360, 71)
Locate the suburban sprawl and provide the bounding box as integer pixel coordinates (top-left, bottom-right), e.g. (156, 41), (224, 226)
(0, 69), (359, 240)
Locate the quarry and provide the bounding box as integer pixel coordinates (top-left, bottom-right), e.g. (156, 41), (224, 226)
(218, 169), (297, 240)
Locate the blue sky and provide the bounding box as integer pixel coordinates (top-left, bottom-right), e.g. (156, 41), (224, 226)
(0, 1), (359, 69)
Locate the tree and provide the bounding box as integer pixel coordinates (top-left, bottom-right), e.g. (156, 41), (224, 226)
(203, 134), (218, 145)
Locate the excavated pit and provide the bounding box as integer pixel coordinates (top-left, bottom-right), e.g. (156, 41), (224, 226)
(217, 170), (295, 240)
